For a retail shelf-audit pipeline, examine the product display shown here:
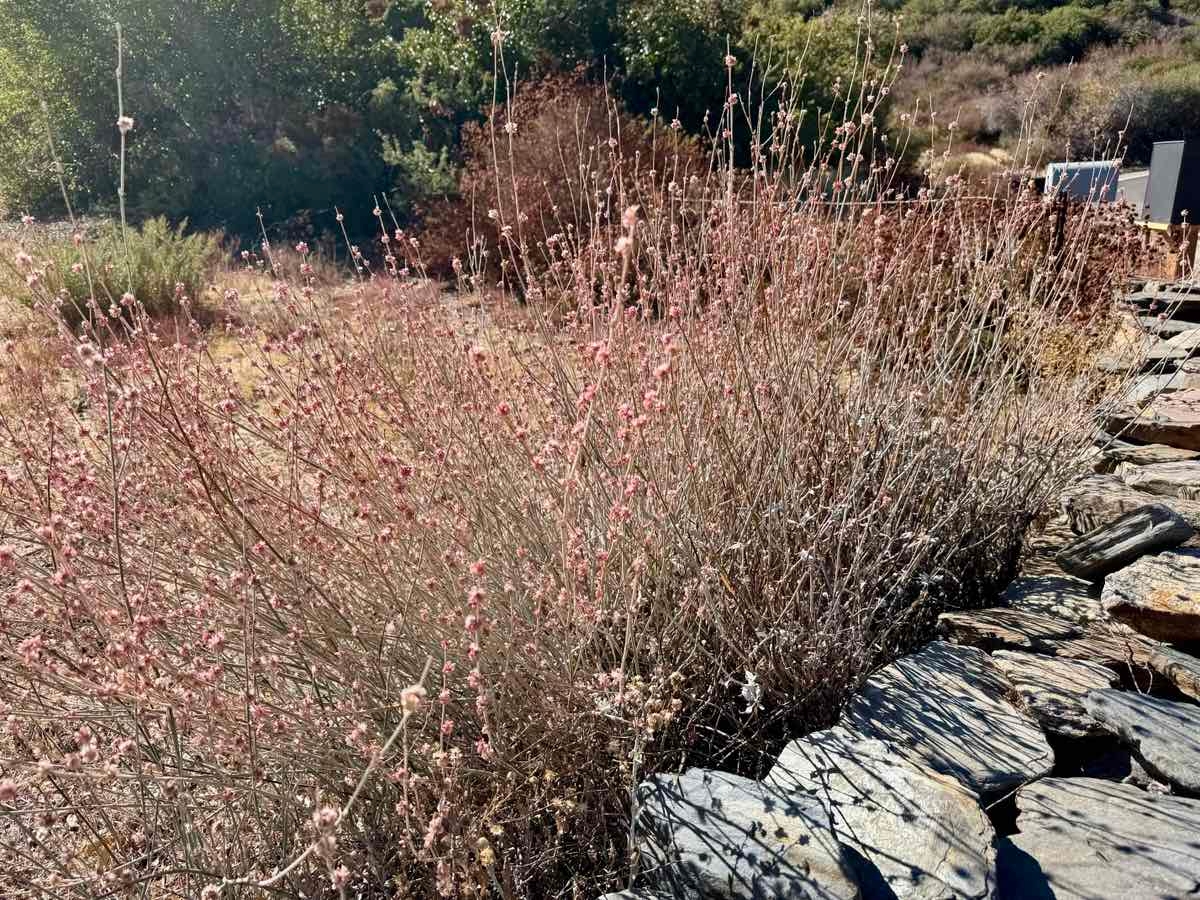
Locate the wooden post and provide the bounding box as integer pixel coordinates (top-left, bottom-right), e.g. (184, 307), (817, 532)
(1191, 225), (1200, 281)
(1170, 224), (1200, 281)
(1139, 220), (1170, 279)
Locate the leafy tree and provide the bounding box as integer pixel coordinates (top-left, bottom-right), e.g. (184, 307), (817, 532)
(617, 0), (747, 127)
(0, 26), (80, 216)
(743, 5), (902, 146)
(0, 0), (399, 235)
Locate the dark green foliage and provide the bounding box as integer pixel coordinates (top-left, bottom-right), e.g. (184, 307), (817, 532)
(903, 0), (1127, 65)
(0, 0), (1196, 238)
(1034, 5), (1118, 63)
(617, 0), (747, 127)
(0, 0), (402, 237)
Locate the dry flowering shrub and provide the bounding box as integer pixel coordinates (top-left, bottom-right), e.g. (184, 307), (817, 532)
(0, 44), (1141, 900)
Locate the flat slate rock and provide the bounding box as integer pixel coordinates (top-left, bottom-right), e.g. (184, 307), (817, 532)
(1052, 632), (1154, 669)
(635, 768), (860, 899)
(1096, 339), (1190, 374)
(1099, 441), (1200, 470)
(1055, 503), (1193, 580)
(939, 608), (1082, 653)
(1001, 575), (1105, 625)
(1105, 389), (1200, 451)
(1166, 328), (1200, 350)
(1123, 371), (1200, 405)
(1102, 548), (1200, 642)
(1137, 315), (1196, 338)
(1092, 428), (1138, 450)
(1147, 643), (1200, 701)
(933, 611), (1200, 712)
(1119, 459), (1200, 499)
(1141, 337), (1191, 366)
(767, 726), (995, 900)
(946, 582), (1200, 693)
(997, 778), (1200, 899)
(1126, 287), (1200, 312)
(941, 611), (1147, 668)
(991, 651), (1119, 739)
(1084, 689), (1200, 794)
(844, 641), (1054, 800)
(1060, 474), (1200, 533)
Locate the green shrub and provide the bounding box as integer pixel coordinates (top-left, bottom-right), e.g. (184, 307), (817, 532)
(974, 9), (1044, 51)
(1034, 4), (1117, 63)
(4, 216), (221, 325)
(0, 31), (81, 216)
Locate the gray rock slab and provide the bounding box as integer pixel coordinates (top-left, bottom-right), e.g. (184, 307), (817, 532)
(1147, 643), (1200, 701)
(946, 582), (1194, 690)
(1119, 459), (1200, 499)
(844, 642), (1054, 800)
(1102, 548), (1200, 642)
(1055, 504), (1193, 580)
(1148, 341), (1194, 366)
(1137, 315), (1194, 338)
(991, 651), (1119, 739)
(1105, 389), (1200, 451)
(1084, 689), (1200, 794)
(997, 778), (1200, 899)
(1127, 281), (1200, 302)
(1096, 340), (1190, 374)
(938, 608), (1082, 653)
(1123, 372), (1199, 405)
(943, 619), (1149, 683)
(1049, 631), (1200, 704)
(1001, 575), (1105, 625)
(635, 768), (860, 899)
(1060, 474), (1200, 533)
(1092, 428), (1138, 450)
(1165, 328), (1200, 350)
(1100, 441), (1200, 471)
(766, 726), (995, 900)
(1051, 632), (1154, 670)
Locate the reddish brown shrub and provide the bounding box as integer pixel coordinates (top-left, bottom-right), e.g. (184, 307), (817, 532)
(416, 71), (708, 284)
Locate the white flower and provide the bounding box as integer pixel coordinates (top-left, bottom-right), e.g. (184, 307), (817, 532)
(740, 671), (762, 714)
